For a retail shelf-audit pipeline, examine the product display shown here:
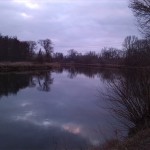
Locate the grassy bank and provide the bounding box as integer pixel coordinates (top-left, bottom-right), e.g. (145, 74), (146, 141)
(0, 62), (149, 72)
(0, 62), (61, 72)
(92, 129), (150, 150)
(61, 63), (150, 70)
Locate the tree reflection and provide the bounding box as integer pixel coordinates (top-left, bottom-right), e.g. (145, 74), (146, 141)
(36, 71), (53, 92)
(0, 73), (30, 97)
(64, 66), (120, 79)
(0, 71), (53, 98)
(67, 67), (78, 79)
(106, 69), (150, 136)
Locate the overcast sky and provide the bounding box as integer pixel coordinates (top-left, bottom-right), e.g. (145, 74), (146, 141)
(0, 0), (140, 53)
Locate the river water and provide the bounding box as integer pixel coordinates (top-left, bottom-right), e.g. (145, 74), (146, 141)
(0, 67), (148, 150)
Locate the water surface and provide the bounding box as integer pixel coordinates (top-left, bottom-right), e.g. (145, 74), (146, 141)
(0, 67), (146, 149)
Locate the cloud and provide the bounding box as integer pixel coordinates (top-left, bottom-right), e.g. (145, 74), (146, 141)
(20, 12), (33, 19)
(0, 0), (140, 53)
(13, 0), (39, 9)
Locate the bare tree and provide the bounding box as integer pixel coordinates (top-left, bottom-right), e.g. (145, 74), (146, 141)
(106, 70), (150, 135)
(38, 39), (53, 62)
(123, 36), (150, 66)
(123, 36), (138, 51)
(129, 0), (150, 38)
(26, 41), (37, 60)
(37, 49), (44, 63)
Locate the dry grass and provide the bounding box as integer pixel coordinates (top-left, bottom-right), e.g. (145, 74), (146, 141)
(0, 62), (62, 72)
(116, 129), (150, 150)
(92, 129), (150, 150)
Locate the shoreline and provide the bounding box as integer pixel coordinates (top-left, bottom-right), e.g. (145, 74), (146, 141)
(0, 62), (149, 72)
(0, 62), (55, 72)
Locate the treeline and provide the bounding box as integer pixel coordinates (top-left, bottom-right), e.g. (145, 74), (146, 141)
(0, 34), (34, 61)
(0, 33), (150, 67)
(0, 34), (53, 62)
(53, 36), (150, 67)
(53, 48), (123, 65)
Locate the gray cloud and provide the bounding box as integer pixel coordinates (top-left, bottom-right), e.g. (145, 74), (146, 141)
(0, 0), (140, 53)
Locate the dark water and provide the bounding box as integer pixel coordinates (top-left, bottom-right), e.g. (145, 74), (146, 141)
(0, 67), (149, 150)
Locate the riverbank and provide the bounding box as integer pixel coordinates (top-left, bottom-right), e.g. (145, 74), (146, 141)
(61, 63), (150, 70)
(0, 62), (149, 72)
(92, 129), (150, 150)
(0, 62), (59, 72)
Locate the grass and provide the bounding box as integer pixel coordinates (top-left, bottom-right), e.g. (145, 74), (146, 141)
(0, 62), (150, 72)
(91, 129), (150, 150)
(0, 62), (61, 72)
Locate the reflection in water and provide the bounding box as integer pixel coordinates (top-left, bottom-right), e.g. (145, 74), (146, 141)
(0, 67), (120, 98)
(0, 120), (89, 150)
(0, 73), (30, 97)
(64, 66), (121, 80)
(0, 67), (149, 149)
(105, 69), (150, 136)
(36, 71), (53, 92)
(0, 71), (53, 98)
(0, 69), (101, 150)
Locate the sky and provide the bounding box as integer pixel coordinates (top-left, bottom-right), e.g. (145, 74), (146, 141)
(0, 0), (140, 53)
